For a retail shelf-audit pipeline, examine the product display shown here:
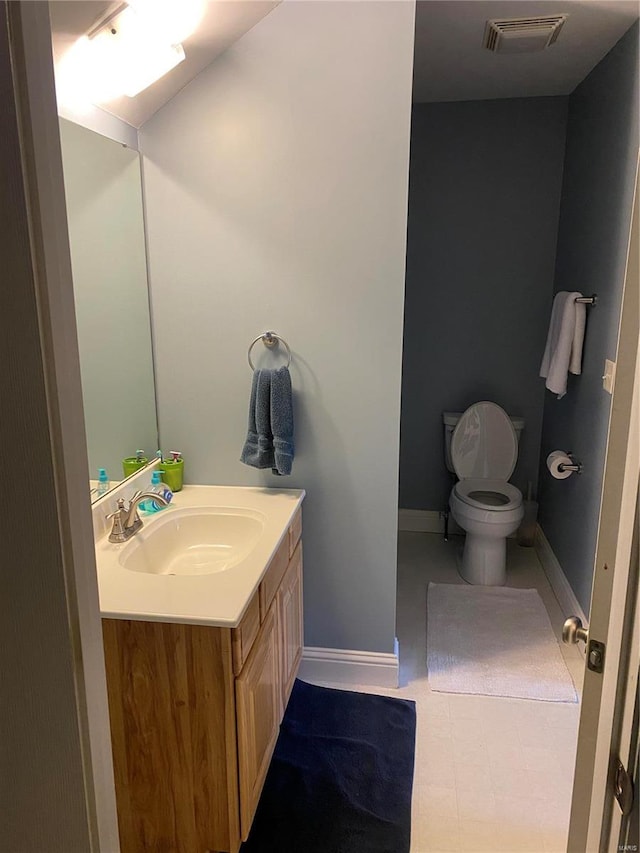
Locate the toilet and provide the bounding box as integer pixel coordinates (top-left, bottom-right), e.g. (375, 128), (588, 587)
(443, 402), (524, 585)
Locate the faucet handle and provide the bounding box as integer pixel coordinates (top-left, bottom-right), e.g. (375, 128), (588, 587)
(106, 498), (126, 520)
(107, 498), (128, 542)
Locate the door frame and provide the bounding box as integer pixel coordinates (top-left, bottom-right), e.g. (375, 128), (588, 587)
(6, 3), (120, 849)
(568, 153), (640, 852)
(609, 486), (640, 851)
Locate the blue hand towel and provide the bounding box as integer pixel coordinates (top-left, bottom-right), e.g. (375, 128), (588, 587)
(271, 366), (294, 475)
(240, 369), (275, 470)
(241, 367), (294, 475)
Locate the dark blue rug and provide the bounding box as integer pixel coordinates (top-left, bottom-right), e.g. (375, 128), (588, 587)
(241, 679), (416, 853)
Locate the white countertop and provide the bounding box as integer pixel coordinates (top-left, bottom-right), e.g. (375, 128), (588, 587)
(95, 484), (305, 628)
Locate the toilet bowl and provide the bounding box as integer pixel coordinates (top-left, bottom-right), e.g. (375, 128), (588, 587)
(444, 402), (524, 585)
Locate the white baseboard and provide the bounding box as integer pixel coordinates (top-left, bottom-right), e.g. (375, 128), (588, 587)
(299, 644), (399, 688)
(398, 508), (462, 534)
(535, 524), (588, 627)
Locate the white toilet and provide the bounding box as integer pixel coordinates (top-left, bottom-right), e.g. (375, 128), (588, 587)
(443, 402), (524, 585)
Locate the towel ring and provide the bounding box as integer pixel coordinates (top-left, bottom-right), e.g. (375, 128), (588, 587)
(247, 331), (292, 371)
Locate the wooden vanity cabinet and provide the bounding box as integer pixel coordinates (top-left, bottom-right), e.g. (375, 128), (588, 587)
(102, 509), (303, 853)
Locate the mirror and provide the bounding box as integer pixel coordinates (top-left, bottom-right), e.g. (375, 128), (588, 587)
(58, 118), (158, 500)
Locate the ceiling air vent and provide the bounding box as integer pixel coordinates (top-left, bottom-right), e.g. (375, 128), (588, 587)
(483, 15), (568, 53)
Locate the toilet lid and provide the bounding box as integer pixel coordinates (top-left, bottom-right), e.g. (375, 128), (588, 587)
(451, 401), (518, 481)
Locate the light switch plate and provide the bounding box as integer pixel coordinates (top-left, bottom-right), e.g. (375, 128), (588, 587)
(603, 359), (616, 394)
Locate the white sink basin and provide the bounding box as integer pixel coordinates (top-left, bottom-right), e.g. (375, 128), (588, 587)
(96, 484), (304, 626)
(119, 506), (266, 576)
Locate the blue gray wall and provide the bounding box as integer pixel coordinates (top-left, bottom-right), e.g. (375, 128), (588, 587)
(399, 97), (568, 510)
(538, 22), (639, 617)
(140, 1), (415, 655)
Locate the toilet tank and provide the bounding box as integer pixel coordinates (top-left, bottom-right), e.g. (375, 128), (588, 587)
(443, 410), (525, 474)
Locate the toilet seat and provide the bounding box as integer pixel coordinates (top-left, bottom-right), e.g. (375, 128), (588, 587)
(454, 478), (522, 512)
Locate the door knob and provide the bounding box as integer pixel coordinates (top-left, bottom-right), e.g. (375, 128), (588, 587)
(563, 616), (588, 645)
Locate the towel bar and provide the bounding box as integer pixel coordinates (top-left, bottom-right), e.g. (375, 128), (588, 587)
(575, 295), (597, 304)
(248, 331), (292, 371)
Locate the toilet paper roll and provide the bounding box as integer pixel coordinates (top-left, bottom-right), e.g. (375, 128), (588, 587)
(547, 450), (573, 480)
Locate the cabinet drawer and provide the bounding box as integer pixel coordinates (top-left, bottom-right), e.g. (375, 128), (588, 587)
(259, 534), (290, 622)
(232, 594), (261, 676)
(289, 508), (302, 558)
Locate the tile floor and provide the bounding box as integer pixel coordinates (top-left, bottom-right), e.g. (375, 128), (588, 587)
(315, 531), (585, 853)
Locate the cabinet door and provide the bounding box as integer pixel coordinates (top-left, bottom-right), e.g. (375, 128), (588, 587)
(278, 542), (303, 711)
(235, 605), (280, 841)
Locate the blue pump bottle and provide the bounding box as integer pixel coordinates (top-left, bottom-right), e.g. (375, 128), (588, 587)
(139, 470), (173, 513)
(97, 468), (110, 496)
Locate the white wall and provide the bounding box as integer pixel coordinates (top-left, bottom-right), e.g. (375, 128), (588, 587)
(140, 0), (415, 654)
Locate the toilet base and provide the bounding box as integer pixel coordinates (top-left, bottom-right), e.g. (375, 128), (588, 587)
(457, 532), (506, 586)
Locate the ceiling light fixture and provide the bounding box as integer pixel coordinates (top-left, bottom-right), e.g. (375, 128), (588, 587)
(126, 0), (206, 46)
(56, 0), (205, 110)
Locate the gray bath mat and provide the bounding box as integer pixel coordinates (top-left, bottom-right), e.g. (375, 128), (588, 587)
(427, 583), (577, 702)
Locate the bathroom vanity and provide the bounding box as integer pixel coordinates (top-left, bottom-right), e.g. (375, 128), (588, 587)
(96, 486), (304, 853)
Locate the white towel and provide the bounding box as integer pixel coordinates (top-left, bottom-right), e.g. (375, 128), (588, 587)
(539, 291), (587, 398)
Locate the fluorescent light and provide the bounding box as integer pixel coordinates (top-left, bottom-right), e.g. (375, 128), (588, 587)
(127, 0), (206, 45)
(55, 0), (198, 110)
(90, 5), (187, 100)
(57, 36), (122, 109)
(121, 42), (185, 98)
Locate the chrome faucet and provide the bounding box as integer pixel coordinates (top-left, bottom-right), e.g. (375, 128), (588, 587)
(107, 490), (170, 543)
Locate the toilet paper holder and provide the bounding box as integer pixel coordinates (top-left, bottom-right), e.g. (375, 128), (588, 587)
(558, 453), (583, 474)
